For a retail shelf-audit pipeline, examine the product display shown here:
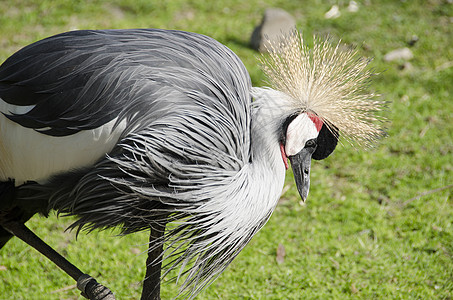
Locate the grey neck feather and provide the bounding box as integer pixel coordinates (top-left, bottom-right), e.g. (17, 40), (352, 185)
(160, 88), (288, 296)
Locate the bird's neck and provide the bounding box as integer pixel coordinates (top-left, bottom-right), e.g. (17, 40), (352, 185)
(248, 87), (288, 210)
(250, 87), (291, 170)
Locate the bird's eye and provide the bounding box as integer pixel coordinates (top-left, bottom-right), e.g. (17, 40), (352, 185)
(305, 139), (316, 148)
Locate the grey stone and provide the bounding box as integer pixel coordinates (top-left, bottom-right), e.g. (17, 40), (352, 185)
(347, 1), (359, 13)
(251, 8), (296, 53)
(325, 5), (341, 19)
(383, 47), (414, 62)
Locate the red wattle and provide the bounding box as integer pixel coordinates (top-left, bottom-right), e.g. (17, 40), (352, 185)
(280, 144), (289, 170)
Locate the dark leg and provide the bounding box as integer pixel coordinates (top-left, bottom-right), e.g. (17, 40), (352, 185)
(1, 220), (115, 300)
(0, 226), (13, 248)
(0, 181), (16, 249)
(141, 223), (166, 300)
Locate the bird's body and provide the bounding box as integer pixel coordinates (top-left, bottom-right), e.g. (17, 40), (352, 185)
(0, 29), (289, 296)
(0, 29), (385, 299)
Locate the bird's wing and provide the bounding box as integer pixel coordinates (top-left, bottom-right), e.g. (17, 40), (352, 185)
(0, 29), (252, 183)
(0, 29), (251, 136)
(0, 30), (122, 136)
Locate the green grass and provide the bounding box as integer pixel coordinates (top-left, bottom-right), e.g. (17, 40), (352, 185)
(0, 0), (452, 299)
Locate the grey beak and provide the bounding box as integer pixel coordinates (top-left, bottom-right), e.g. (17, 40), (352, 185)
(288, 147), (313, 202)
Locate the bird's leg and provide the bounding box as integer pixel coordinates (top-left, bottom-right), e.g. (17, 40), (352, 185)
(0, 219), (115, 300)
(0, 180), (17, 249)
(141, 222), (166, 300)
(0, 226), (13, 249)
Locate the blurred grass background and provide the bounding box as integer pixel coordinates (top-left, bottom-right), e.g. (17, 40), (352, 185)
(0, 0), (452, 299)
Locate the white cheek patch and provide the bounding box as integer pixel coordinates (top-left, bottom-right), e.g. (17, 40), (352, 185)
(285, 113), (319, 156)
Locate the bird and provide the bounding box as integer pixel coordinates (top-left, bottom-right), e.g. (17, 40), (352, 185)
(0, 29), (385, 299)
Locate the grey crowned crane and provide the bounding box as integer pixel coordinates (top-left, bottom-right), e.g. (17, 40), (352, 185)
(0, 29), (385, 299)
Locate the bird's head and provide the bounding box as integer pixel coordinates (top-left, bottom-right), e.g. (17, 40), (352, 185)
(279, 111), (338, 201)
(261, 31), (386, 202)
